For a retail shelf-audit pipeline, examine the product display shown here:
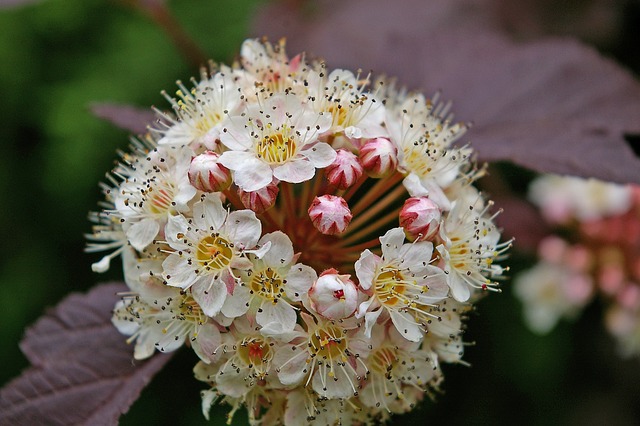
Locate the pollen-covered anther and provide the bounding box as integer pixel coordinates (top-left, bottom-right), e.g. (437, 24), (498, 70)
(325, 149), (364, 190)
(308, 195), (352, 235)
(399, 197), (441, 240)
(188, 151), (232, 192)
(359, 137), (398, 178)
(238, 178), (280, 214)
(309, 268), (359, 320)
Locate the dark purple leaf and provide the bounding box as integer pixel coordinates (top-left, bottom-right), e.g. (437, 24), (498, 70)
(0, 283), (173, 426)
(252, 0), (640, 184)
(90, 103), (157, 135)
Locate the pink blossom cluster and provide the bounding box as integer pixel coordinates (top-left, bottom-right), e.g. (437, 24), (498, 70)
(516, 175), (640, 356)
(87, 39), (509, 424)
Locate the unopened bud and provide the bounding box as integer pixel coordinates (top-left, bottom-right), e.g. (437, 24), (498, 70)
(188, 151), (232, 192)
(308, 195), (352, 235)
(399, 197), (441, 239)
(325, 149), (364, 189)
(359, 137), (398, 178)
(238, 179), (279, 214)
(309, 269), (359, 320)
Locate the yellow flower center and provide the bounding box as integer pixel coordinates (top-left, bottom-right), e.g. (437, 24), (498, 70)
(257, 133), (296, 165)
(374, 268), (410, 307)
(196, 235), (233, 271)
(309, 326), (347, 360)
(369, 346), (398, 375)
(250, 268), (284, 303)
(145, 184), (176, 215)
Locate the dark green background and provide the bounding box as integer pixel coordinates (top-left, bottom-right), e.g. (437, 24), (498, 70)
(1, 1), (639, 424)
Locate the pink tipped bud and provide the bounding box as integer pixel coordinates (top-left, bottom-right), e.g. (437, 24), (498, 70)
(359, 137), (398, 178)
(238, 180), (279, 214)
(188, 151), (232, 192)
(308, 195), (352, 235)
(309, 269), (359, 320)
(399, 197), (441, 239)
(325, 149), (364, 189)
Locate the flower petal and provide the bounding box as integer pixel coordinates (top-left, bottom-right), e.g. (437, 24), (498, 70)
(260, 231), (294, 268)
(273, 158), (315, 183)
(300, 142), (337, 168)
(221, 285), (251, 318)
(285, 264), (317, 301)
(389, 309), (422, 342)
(126, 218), (160, 252)
(162, 254), (198, 289)
(379, 227), (406, 260)
(354, 250), (378, 290)
(225, 210), (262, 249)
(192, 277), (227, 316)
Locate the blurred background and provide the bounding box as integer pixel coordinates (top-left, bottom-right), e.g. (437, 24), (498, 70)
(1, 0), (639, 424)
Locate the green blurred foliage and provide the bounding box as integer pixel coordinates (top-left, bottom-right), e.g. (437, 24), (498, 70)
(1, 1), (639, 425)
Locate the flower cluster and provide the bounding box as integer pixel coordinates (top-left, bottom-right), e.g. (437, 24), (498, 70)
(87, 39), (510, 424)
(515, 175), (640, 356)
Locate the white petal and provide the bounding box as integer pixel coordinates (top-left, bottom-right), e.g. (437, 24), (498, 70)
(191, 322), (222, 364)
(379, 227), (406, 260)
(274, 345), (309, 386)
(273, 158), (315, 184)
(192, 277), (227, 316)
(162, 254), (198, 289)
(389, 310), (423, 342)
(218, 150), (257, 171)
(363, 307), (383, 338)
(285, 264), (317, 302)
(222, 155), (273, 192)
(403, 173), (429, 197)
(300, 142), (337, 168)
(127, 218), (160, 252)
(312, 365), (354, 399)
(354, 250), (378, 290)
(221, 285), (251, 318)
(219, 118), (253, 151)
(449, 273), (471, 302)
(165, 214), (192, 250)
(217, 364), (250, 397)
(398, 241), (433, 271)
(193, 193), (226, 231)
(225, 210), (262, 249)
(256, 301), (297, 332)
(260, 231), (294, 267)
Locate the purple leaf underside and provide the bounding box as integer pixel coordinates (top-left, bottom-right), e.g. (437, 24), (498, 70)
(90, 103), (158, 135)
(252, 0), (640, 184)
(0, 283), (173, 426)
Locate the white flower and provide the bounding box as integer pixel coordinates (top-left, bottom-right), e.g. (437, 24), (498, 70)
(386, 93), (471, 209)
(359, 325), (440, 412)
(436, 192), (509, 302)
(112, 249), (221, 362)
(155, 67), (242, 149)
(273, 313), (369, 399)
(162, 193), (264, 316)
(355, 228), (449, 342)
(221, 231), (317, 334)
(310, 69), (387, 143)
(114, 146), (197, 251)
(219, 93), (335, 191)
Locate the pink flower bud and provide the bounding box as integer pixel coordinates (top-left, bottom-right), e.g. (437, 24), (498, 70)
(359, 137), (398, 178)
(399, 197), (441, 239)
(308, 195), (352, 235)
(238, 180), (279, 214)
(188, 151), (232, 192)
(325, 149), (364, 189)
(309, 269), (359, 320)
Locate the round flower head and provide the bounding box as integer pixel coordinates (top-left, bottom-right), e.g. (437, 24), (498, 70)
(87, 38), (510, 424)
